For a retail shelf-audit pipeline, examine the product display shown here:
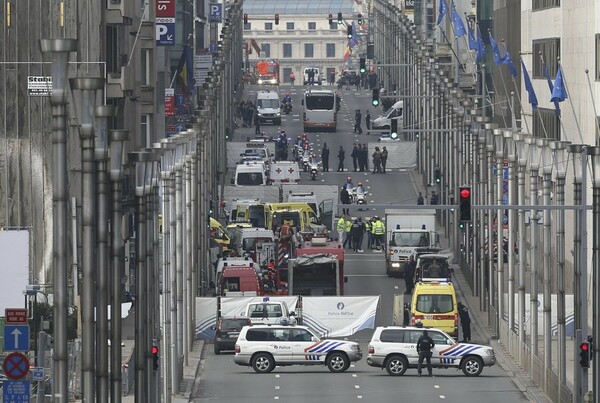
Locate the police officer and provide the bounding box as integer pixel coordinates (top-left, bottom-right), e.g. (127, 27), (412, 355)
(350, 219), (362, 252)
(372, 216), (385, 249)
(404, 255), (416, 294)
(337, 216), (345, 245)
(365, 218), (373, 249)
(416, 330), (435, 376)
(457, 302), (472, 342)
(343, 216), (353, 250)
(417, 192), (425, 205)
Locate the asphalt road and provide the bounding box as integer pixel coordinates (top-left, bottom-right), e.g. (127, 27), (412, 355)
(190, 84), (530, 402)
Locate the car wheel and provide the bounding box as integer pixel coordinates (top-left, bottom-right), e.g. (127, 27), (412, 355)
(252, 352), (275, 373)
(385, 355), (408, 376)
(326, 352), (350, 373)
(213, 345), (221, 355)
(462, 355), (483, 376)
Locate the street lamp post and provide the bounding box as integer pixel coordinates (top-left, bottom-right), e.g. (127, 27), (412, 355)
(493, 129), (504, 334)
(589, 146), (600, 403)
(568, 144), (589, 402)
(484, 124), (496, 320)
(109, 130), (129, 403)
(526, 136), (540, 361)
(39, 38), (77, 403)
(70, 76), (104, 403)
(503, 130), (516, 336)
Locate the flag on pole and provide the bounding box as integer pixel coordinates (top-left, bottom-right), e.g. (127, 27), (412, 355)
(476, 26), (486, 64)
(437, 0), (449, 25)
(343, 44), (351, 62)
(451, 2), (466, 37)
(542, 61), (561, 116)
(176, 45), (195, 96)
(488, 33), (506, 65)
(551, 66), (568, 102)
(467, 19), (477, 50)
(521, 60), (538, 111)
(502, 50), (518, 77)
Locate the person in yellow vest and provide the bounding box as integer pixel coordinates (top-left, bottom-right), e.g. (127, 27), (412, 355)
(365, 219), (372, 249)
(337, 216), (346, 245)
(343, 215), (353, 250)
(372, 216), (386, 249)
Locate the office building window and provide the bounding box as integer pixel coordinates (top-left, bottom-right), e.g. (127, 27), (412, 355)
(265, 22), (273, 30)
(308, 22), (316, 30)
(141, 48), (152, 86)
(532, 0), (560, 10)
(329, 23), (337, 30)
(326, 43), (336, 58)
(141, 114), (152, 146)
(596, 34), (600, 81)
(304, 43), (314, 58)
(533, 108), (560, 140)
(244, 22), (251, 30)
(286, 22), (294, 30)
(532, 38), (560, 79)
(261, 44), (271, 58)
(283, 43), (292, 58)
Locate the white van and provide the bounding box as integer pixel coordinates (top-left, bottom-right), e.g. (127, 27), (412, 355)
(287, 192), (318, 216)
(269, 161), (301, 185)
(372, 100), (403, 130)
(232, 162), (268, 186)
(303, 67), (322, 85)
(256, 90), (282, 125)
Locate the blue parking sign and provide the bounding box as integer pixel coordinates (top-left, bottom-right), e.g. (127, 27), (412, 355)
(3, 380), (30, 402)
(156, 18), (175, 46)
(209, 4), (222, 23)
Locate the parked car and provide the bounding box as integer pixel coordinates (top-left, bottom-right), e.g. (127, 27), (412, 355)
(213, 317), (252, 354)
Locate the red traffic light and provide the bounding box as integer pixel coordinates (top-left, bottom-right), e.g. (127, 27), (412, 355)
(581, 343), (589, 351)
(152, 346), (159, 355)
(460, 188), (471, 199)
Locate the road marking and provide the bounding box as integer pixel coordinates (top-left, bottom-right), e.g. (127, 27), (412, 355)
(354, 385), (360, 389)
(274, 397), (279, 400)
(357, 396), (363, 399)
(275, 374), (280, 378)
(275, 385), (280, 390)
(352, 374), (358, 377)
(434, 385), (440, 389)
(439, 396), (445, 399)
(394, 285), (399, 289)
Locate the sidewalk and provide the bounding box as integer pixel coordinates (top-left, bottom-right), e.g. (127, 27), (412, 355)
(409, 170), (552, 403)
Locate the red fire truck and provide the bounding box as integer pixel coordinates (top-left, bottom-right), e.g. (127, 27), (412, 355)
(255, 60), (280, 85)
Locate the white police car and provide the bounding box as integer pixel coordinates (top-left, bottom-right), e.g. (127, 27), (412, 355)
(234, 324), (362, 373)
(367, 326), (495, 376)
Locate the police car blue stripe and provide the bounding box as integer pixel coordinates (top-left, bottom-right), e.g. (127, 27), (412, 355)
(444, 344), (473, 356)
(311, 341), (342, 353)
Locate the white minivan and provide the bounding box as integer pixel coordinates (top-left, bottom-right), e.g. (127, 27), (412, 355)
(372, 100), (403, 130)
(256, 90), (282, 125)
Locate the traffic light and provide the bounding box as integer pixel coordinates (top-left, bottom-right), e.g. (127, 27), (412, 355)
(390, 119), (398, 139)
(152, 345), (159, 370)
(359, 58), (366, 74)
(328, 13), (333, 25)
(367, 42), (374, 59)
(580, 342), (591, 368)
(347, 25), (353, 39)
(434, 168), (441, 184)
(357, 13), (363, 25)
(337, 12), (343, 24)
(243, 13), (248, 24)
(275, 13), (279, 25)
(459, 186), (472, 223)
(372, 88), (379, 106)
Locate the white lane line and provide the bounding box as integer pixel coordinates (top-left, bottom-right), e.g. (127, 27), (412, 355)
(357, 396), (363, 399)
(274, 397), (280, 400)
(434, 385), (440, 389)
(354, 385), (360, 389)
(352, 374), (358, 377)
(275, 374), (280, 378)
(394, 285), (399, 289)
(275, 385), (280, 390)
(439, 396), (445, 399)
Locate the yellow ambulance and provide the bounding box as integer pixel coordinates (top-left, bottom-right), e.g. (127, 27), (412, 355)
(410, 280), (458, 337)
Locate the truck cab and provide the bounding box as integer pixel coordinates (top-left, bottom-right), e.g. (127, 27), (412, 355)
(218, 265), (262, 296)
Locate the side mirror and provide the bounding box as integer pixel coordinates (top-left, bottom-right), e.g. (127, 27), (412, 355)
(230, 177), (235, 185)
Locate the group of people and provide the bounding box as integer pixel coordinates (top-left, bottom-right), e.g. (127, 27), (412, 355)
(234, 100), (258, 128)
(371, 146), (388, 174)
(334, 145), (388, 174)
(336, 215), (386, 252)
(416, 191), (439, 205)
(350, 143), (370, 172)
(353, 110), (372, 133)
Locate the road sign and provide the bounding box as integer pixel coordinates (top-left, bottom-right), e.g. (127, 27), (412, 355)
(4, 325), (30, 351)
(209, 3), (222, 23)
(5, 309), (28, 324)
(156, 0), (175, 18)
(3, 353), (30, 380)
(31, 367), (45, 381)
(156, 18), (175, 46)
(2, 380), (30, 402)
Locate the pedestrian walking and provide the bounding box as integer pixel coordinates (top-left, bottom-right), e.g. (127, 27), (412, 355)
(362, 144), (369, 171)
(430, 191), (439, 205)
(343, 216), (353, 250)
(416, 330), (435, 377)
(351, 144), (360, 171)
(350, 219), (362, 252)
(417, 192), (425, 205)
(404, 255), (416, 294)
(372, 147), (382, 174)
(340, 185), (351, 215)
(356, 217), (365, 252)
(321, 143), (330, 172)
(354, 110), (363, 134)
(337, 146), (345, 172)
(381, 146), (388, 173)
(289, 71), (296, 86)
(336, 216), (345, 245)
(372, 216), (385, 249)
(457, 302), (472, 342)
(365, 110), (371, 130)
(357, 144), (365, 172)
(330, 71), (336, 86)
(254, 109), (261, 134)
(365, 218), (373, 249)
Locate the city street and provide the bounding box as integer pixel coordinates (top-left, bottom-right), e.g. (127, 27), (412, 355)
(189, 84), (532, 402)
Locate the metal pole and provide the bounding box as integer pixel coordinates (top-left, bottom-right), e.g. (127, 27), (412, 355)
(527, 137), (540, 360)
(36, 331), (48, 403)
(494, 129), (504, 335)
(514, 134), (528, 367)
(175, 147), (185, 366)
(109, 130), (128, 403)
(40, 38), (77, 403)
(589, 147), (600, 403)
(169, 155), (180, 391)
(504, 131), (516, 336)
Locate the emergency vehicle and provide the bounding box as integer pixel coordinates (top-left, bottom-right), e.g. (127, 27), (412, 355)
(232, 161), (268, 186)
(268, 161), (300, 184)
(410, 280), (458, 337)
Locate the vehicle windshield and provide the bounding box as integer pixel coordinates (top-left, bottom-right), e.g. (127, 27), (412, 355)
(248, 303), (283, 318)
(248, 206), (266, 228)
(257, 99), (280, 109)
(237, 172), (264, 186)
(305, 94), (335, 110)
(245, 149), (267, 158)
(392, 232), (430, 247)
(220, 318), (250, 331)
(416, 294), (453, 314)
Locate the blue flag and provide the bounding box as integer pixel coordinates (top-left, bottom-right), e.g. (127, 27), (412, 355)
(467, 19), (477, 50)
(551, 66), (568, 102)
(542, 61), (561, 116)
(437, 0), (449, 25)
(488, 33), (506, 65)
(503, 50), (518, 77)
(177, 45), (195, 96)
(476, 26), (486, 64)
(521, 60), (538, 111)
(451, 3), (466, 37)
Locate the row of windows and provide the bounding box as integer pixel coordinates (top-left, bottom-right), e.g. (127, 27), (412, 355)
(532, 0), (560, 10)
(244, 22), (339, 31)
(259, 43), (337, 58)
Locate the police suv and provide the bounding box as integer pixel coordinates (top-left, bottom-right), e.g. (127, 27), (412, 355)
(367, 326), (495, 376)
(234, 324), (362, 373)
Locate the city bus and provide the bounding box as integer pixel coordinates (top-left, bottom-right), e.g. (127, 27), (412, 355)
(302, 89), (337, 132)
